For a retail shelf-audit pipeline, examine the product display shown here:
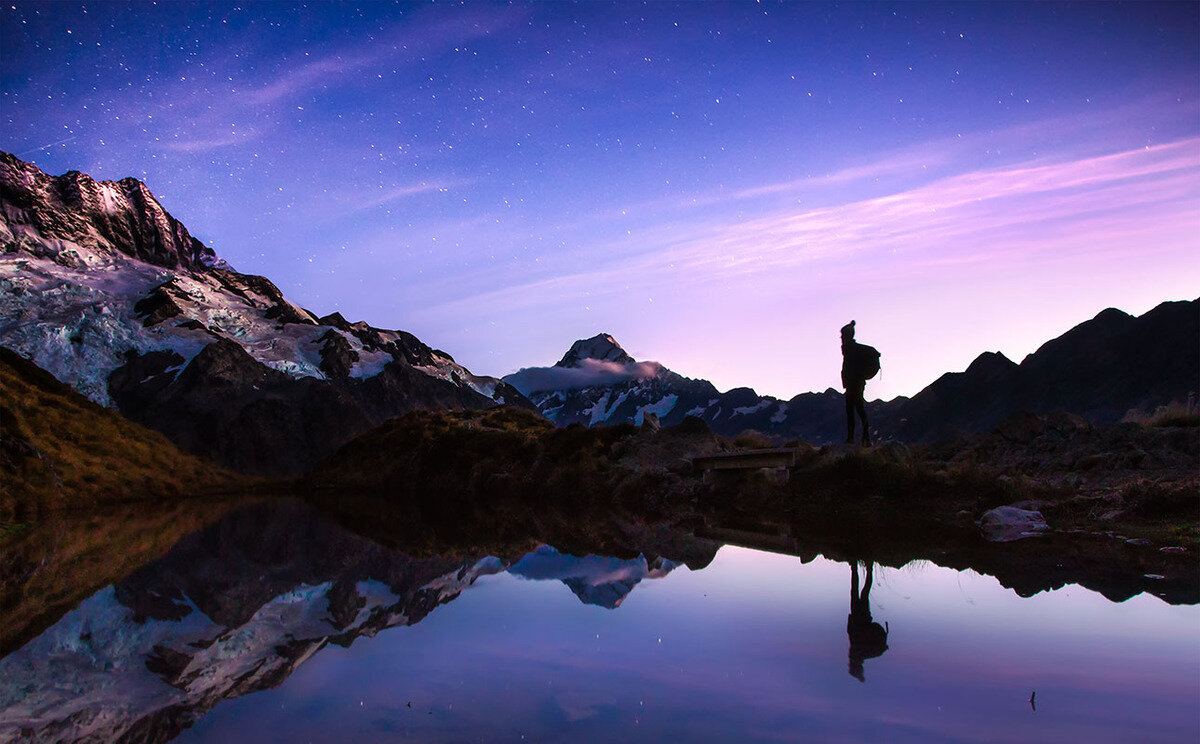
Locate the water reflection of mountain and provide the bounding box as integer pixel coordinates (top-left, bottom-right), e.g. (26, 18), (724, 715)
(509, 545), (680, 608)
(0, 501), (503, 743)
(0, 501), (708, 743)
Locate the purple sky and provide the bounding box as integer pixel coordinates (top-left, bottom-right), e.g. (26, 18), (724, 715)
(3, 2), (1198, 399)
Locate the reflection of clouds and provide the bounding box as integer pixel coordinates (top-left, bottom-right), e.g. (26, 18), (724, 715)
(554, 691), (617, 723)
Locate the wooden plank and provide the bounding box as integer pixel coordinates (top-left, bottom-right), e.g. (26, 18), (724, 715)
(695, 525), (801, 556)
(692, 448), (797, 471)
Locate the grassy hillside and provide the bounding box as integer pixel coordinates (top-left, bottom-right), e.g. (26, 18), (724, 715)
(0, 347), (244, 521)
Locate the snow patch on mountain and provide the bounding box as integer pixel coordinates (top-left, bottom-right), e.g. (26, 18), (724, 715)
(733, 400), (773, 416)
(585, 391), (613, 426)
(351, 348), (394, 379)
(413, 354), (501, 398)
(0, 253), (209, 404)
(635, 394), (678, 424)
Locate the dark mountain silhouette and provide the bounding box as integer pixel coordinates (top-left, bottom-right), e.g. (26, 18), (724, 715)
(4, 152), (1193, 467)
(891, 299), (1199, 441)
(0, 151), (531, 476)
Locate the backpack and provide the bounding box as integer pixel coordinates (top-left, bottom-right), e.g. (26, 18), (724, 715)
(858, 344), (881, 380)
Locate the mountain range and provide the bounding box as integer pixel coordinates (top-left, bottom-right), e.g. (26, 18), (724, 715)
(503, 301), (1198, 443)
(2, 150), (1195, 476)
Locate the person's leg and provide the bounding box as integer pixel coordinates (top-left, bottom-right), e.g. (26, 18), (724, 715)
(845, 390), (856, 443)
(848, 383), (868, 445)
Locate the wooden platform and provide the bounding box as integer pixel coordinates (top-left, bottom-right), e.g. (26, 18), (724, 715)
(696, 446), (796, 470)
(692, 447), (799, 472)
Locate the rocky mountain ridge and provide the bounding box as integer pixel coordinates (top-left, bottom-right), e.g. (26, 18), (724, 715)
(0, 151), (530, 475)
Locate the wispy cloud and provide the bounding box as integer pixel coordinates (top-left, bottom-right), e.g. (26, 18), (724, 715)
(504, 359), (664, 394)
(107, 5), (527, 157)
(244, 7), (524, 107)
(160, 132), (257, 153)
(353, 181), (469, 211)
(422, 137), (1200, 318)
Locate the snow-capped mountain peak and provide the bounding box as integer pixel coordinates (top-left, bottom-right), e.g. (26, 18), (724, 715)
(556, 333), (634, 367)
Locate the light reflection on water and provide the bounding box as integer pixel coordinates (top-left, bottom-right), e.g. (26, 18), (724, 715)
(173, 545), (1199, 744)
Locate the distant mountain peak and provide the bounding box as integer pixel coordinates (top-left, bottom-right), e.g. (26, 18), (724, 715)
(556, 333), (634, 368)
(964, 350), (1017, 376)
(1093, 307), (1133, 324)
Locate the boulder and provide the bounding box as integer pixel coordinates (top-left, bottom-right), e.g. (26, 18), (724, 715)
(995, 411), (1047, 444)
(978, 505), (1048, 542)
(873, 440), (911, 465)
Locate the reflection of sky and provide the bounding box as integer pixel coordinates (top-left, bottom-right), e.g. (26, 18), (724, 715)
(179, 546), (1200, 743)
(4, 3), (1198, 398)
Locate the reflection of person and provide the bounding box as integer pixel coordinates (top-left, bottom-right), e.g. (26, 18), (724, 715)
(847, 561), (889, 682)
(840, 321), (870, 446)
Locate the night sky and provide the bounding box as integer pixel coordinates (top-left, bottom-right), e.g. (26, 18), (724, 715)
(3, 1), (1198, 399)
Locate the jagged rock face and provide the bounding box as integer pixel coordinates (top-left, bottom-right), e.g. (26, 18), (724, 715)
(0, 151), (218, 270)
(317, 329), (358, 379)
(530, 370), (719, 428)
(0, 151), (533, 474)
(108, 337), (504, 477)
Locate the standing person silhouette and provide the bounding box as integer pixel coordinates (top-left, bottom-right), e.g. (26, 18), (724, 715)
(841, 320), (871, 446)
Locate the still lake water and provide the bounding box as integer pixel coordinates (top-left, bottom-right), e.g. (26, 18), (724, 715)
(2, 501), (1197, 743)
